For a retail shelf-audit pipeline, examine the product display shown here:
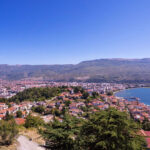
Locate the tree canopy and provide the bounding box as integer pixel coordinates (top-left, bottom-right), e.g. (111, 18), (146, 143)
(32, 105), (45, 114)
(78, 108), (146, 150)
(41, 114), (82, 150)
(0, 120), (18, 145)
(9, 87), (65, 103)
(24, 114), (44, 128)
(40, 108), (146, 150)
(16, 110), (23, 118)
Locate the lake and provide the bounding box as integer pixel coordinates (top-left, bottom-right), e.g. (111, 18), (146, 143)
(115, 88), (150, 105)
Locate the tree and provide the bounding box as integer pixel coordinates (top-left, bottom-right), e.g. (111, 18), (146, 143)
(24, 114), (44, 128)
(82, 92), (89, 99)
(40, 114), (82, 150)
(106, 91), (113, 96)
(142, 118), (150, 131)
(64, 100), (71, 107)
(9, 87), (64, 103)
(40, 108), (146, 150)
(92, 92), (99, 98)
(5, 111), (14, 121)
(0, 120), (18, 145)
(32, 106), (45, 114)
(77, 108), (146, 150)
(74, 87), (81, 93)
(74, 87), (85, 94)
(0, 98), (7, 103)
(16, 110), (23, 118)
(62, 107), (67, 115)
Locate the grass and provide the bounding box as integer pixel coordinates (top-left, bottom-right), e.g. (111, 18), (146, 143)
(0, 141), (17, 150)
(18, 126), (45, 145)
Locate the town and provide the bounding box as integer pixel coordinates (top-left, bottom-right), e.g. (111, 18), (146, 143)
(0, 79), (145, 98)
(0, 80), (149, 124)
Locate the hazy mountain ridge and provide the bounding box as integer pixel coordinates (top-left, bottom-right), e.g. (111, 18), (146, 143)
(1, 58), (150, 83)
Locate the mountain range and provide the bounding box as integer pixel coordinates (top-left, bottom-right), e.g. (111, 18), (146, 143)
(1, 58), (150, 83)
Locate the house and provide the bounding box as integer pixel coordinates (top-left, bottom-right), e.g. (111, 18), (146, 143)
(0, 109), (7, 116)
(15, 118), (26, 125)
(140, 130), (150, 149)
(8, 106), (18, 114)
(0, 103), (8, 110)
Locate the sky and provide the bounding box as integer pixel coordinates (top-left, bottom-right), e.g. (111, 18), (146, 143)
(0, 0), (150, 65)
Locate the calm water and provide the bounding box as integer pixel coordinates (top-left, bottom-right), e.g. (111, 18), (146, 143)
(115, 88), (150, 105)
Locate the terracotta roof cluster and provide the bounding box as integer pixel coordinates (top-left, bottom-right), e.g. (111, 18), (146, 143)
(15, 118), (26, 125)
(140, 130), (150, 148)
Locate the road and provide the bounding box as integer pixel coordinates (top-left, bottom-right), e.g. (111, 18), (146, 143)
(17, 135), (45, 150)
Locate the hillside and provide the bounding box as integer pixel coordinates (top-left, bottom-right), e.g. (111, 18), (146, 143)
(1, 58), (150, 83)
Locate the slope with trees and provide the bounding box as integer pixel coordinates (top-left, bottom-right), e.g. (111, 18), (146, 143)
(9, 87), (65, 103)
(40, 108), (146, 150)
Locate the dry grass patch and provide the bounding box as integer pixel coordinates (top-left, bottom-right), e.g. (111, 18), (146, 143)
(0, 141), (17, 150)
(19, 127), (45, 145)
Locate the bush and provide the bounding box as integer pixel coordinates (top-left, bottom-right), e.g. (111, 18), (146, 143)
(106, 91), (113, 96)
(24, 114), (44, 128)
(16, 110), (23, 118)
(0, 120), (18, 145)
(82, 92), (89, 99)
(4, 111), (14, 121)
(32, 106), (45, 114)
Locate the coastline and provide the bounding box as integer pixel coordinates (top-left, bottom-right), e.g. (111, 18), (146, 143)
(114, 87), (150, 106)
(114, 86), (150, 95)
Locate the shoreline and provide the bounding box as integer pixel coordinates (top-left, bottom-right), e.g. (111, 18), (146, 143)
(114, 87), (150, 106)
(114, 86), (150, 94)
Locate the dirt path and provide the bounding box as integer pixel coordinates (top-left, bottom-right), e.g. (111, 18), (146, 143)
(17, 135), (45, 150)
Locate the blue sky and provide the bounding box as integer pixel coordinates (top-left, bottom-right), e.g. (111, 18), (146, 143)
(0, 0), (150, 64)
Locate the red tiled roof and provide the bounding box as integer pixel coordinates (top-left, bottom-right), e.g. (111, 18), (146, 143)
(146, 138), (150, 148)
(0, 103), (5, 105)
(144, 131), (150, 137)
(15, 118), (26, 125)
(0, 109), (7, 114)
(0, 114), (4, 119)
(139, 130), (150, 148)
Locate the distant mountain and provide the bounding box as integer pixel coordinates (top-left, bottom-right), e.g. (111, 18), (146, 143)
(1, 58), (150, 83)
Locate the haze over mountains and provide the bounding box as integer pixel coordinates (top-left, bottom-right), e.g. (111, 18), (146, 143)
(1, 58), (150, 83)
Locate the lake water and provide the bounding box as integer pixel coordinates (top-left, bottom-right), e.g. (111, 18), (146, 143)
(115, 88), (150, 105)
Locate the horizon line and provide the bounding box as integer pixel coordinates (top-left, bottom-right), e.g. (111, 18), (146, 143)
(0, 58), (150, 66)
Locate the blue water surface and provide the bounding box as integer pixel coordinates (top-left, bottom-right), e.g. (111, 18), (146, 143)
(115, 88), (150, 105)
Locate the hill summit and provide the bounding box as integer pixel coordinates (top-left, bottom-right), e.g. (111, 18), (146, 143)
(1, 58), (150, 83)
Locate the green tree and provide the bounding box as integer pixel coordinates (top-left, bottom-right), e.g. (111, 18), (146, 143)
(5, 111), (14, 121)
(73, 87), (84, 94)
(32, 106), (45, 114)
(142, 118), (150, 131)
(64, 100), (71, 107)
(0, 120), (18, 145)
(41, 114), (82, 150)
(54, 108), (61, 117)
(0, 98), (7, 103)
(16, 110), (23, 118)
(78, 108), (146, 150)
(9, 87), (64, 103)
(24, 114), (44, 128)
(62, 107), (67, 115)
(74, 87), (80, 93)
(82, 92), (89, 99)
(106, 91), (113, 96)
(92, 91), (99, 98)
